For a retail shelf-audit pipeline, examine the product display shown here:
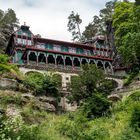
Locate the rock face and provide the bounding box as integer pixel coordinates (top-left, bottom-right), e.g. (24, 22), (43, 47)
(0, 78), (18, 89)
(38, 96), (58, 111)
(6, 105), (20, 117)
(108, 94), (121, 102)
(43, 102), (56, 112)
(59, 97), (77, 111)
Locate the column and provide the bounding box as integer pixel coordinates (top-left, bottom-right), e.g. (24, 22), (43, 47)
(45, 54), (48, 67)
(94, 60), (97, 67)
(110, 63), (114, 75)
(63, 56), (66, 70)
(103, 61), (107, 74)
(36, 52), (38, 66)
(27, 51), (30, 65)
(72, 57), (74, 70)
(54, 55), (57, 68)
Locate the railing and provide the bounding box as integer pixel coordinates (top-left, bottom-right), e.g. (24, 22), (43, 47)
(23, 63), (82, 73)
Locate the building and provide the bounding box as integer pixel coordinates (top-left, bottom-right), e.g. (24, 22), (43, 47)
(6, 24), (114, 87)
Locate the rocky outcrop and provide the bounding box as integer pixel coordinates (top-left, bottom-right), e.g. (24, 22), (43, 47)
(0, 78), (18, 89)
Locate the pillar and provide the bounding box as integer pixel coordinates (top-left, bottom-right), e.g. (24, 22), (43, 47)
(72, 57), (74, 70)
(103, 61), (107, 74)
(36, 52), (38, 66)
(27, 51), (30, 65)
(54, 55), (57, 68)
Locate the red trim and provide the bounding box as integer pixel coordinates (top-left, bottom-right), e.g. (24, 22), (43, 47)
(25, 46), (113, 61)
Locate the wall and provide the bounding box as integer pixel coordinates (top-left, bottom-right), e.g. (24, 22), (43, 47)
(19, 67), (78, 89)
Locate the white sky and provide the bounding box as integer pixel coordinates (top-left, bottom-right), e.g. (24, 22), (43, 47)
(0, 0), (134, 41)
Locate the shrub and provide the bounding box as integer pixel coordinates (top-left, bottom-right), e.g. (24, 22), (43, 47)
(115, 127), (140, 140)
(124, 72), (139, 86)
(23, 72), (59, 97)
(52, 74), (62, 89)
(130, 103), (140, 132)
(23, 72), (44, 94)
(86, 126), (110, 140)
(80, 93), (111, 118)
(129, 91), (140, 101)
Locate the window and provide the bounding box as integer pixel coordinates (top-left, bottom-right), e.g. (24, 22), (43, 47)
(53, 44), (61, 51)
(61, 46), (69, 52)
(76, 48), (84, 54)
(105, 52), (108, 57)
(17, 38), (22, 44)
(97, 51), (100, 56)
(69, 47), (76, 53)
(66, 77), (69, 81)
(23, 39), (27, 45)
(46, 44), (53, 50)
(28, 40), (32, 46)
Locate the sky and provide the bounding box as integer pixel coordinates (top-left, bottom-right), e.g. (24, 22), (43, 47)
(0, 0), (134, 41)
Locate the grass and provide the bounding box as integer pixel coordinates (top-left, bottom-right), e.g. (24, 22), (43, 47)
(0, 89), (140, 140)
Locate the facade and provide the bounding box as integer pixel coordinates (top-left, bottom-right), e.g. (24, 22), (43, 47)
(6, 24), (114, 75)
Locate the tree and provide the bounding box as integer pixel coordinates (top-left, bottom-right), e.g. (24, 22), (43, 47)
(113, 1), (140, 68)
(81, 93), (111, 118)
(135, 0), (140, 6)
(67, 11), (82, 42)
(82, 16), (102, 41)
(68, 64), (112, 118)
(0, 9), (19, 53)
(68, 64), (105, 104)
(82, 1), (116, 41)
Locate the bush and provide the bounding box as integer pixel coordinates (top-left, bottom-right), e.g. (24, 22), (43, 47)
(115, 127), (140, 140)
(52, 74), (62, 89)
(86, 126), (110, 140)
(23, 72), (59, 97)
(58, 112), (89, 140)
(97, 79), (118, 95)
(130, 103), (140, 132)
(23, 72), (44, 94)
(80, 93), (111, 118)
(129, 91), (140, 101)
(124, 72), (139, 86)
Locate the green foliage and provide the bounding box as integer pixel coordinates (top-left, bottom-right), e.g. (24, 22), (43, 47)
(98, 79), (118, 95)
(0, 53), (23, 79)
(69, 64), (105, 104)
(0, 115), (49, 140)
(135, 0), (140, 6)
(113, 1), (140, 68)
(67, 11), (82, 42)
(115, 127), (140, 140)
(129, 91), (140, 101)
(58, 112), (89, 140)
(24, 72), (45, 94)
(0, 9), (19, 53)
(86, 126), (110, 140)
(69, 64), (111, 118)
(82, 1), (116, 40)
(52, 74), (62, 89)
(124, 72), (138, 86)
(0, 54), (9, 64)
(43, 74), (59, 97)
(0, 89), (140, 140)
(80, 93), (111, 118)
(130, 103), (140, 132)
(24, 72), (59, 97)
(0, 93), (22, 106)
